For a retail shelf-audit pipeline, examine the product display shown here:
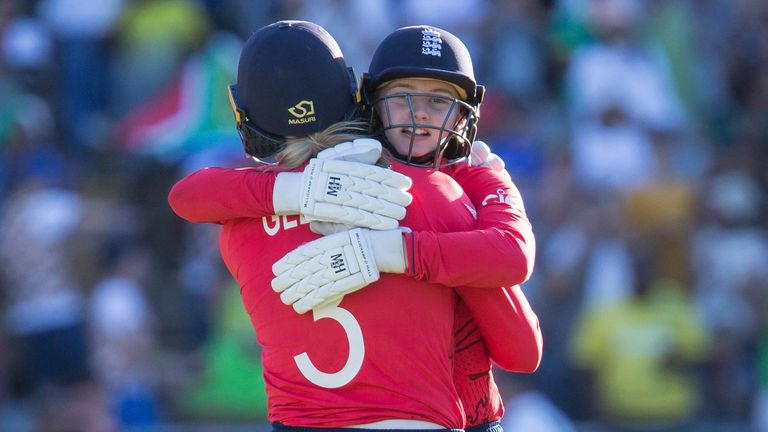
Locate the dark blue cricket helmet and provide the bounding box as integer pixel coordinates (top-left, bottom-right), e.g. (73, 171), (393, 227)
(359, 25), (485, 167)
(228, 21), (358, 159)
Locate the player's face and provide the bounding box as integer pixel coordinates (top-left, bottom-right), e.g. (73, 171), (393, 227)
(375, 78), (465, 158)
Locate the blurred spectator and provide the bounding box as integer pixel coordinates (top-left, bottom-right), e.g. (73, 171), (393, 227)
(485, 0), (549, 103)
(569, 242), (710, 429)
(565, 0), (687, 194)
(498, 373), (576, 432)
(692, 162), (768, 419)
(88, 244), (161, 427)
(623, 132), (698, 284)
(0, 10), (56, 202)
(281, 0), (396, 80)
(36, 0), (125, 149)
(1, 16), (52, 72)
(0, 149), (91, 396)
(693, 166), (767, 337)
(578, 194), (635, 310)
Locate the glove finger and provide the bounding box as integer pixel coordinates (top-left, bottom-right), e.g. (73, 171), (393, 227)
(281, 273), (331, 305)
(470, 140), (491, 166)
(328, 273), (369, 297)
(322, 160), (412, 190)
(353, 183), (412, 208)
(366, 198), (407, 220)
(312, 204), (401, 229)
(316, 139), (382, 164)
(313, 193), (407, 219)
(487, 154), (506, 172)
(296, 271), (367, 313)
(295, 293), (344, 314)
(294, 294), (339, 314)
(280, 280), (309, 305)
(272, 233), (351, 276)
(314, 172), (412, 208)
(271, 272), (297, 293)
(292, 282), (342, 314)
(279, 243), (359, 305)
(273, 258), (322, 293)
(309, 221), (354, 235)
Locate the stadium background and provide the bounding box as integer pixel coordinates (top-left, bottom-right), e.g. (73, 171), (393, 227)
(0, 0), (766, 431)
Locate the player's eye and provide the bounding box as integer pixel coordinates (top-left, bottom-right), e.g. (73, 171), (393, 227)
(429, 96), (450, 106)
(388, 94), (410, 107)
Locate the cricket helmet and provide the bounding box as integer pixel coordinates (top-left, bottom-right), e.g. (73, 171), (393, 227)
(228, 20), (358, 159)
(360, 25), (485, 167)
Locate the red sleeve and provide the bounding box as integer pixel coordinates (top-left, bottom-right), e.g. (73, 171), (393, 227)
(168, 166), (279, 224)
(404, 164), (536, 288)
(453, 300), (504, 426)
(456, 285), (542, 372)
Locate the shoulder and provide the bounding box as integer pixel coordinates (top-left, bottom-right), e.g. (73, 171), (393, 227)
(390, 162), (475, 231)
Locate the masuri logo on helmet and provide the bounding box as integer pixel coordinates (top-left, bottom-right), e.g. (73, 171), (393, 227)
(288, 100), (316, 124)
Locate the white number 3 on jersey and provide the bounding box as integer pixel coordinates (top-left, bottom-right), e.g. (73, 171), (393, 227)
(293, 298), (365, 388)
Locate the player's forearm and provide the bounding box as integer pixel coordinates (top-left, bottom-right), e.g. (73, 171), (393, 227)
(168, 167), (277, 223)
(452, 302), (504, 426)
(404, 227), (534, 288)
(457, 285), (542, 372)
(429, 164), (536, 287)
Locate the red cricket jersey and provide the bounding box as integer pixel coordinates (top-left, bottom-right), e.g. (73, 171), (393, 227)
(168, 160), (542, 427)
(181, 162), (474, 426)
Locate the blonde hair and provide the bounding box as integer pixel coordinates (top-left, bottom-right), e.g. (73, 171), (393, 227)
(272, 120), (388, 170)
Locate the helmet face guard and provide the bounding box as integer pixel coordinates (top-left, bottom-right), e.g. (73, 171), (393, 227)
(360, 25), (485, 168)
(371, 91), (479, 168)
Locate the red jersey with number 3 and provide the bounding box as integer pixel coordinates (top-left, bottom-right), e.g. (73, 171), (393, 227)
(218, 162), (475, 427)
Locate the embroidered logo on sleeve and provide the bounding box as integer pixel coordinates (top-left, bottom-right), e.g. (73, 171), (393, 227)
(481, 188), (527, 214)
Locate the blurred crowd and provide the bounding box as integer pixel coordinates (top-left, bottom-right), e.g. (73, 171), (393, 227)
(0, 0), (766, 431)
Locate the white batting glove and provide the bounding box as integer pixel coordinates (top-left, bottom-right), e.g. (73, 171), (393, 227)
(303, 138), (385, 234)
(470, 141), (510, 179)
(272, 139), (412, 230)
(271, 228), (406, 314)
(308, 220), (355, 236)
(316, 138), (383, 164)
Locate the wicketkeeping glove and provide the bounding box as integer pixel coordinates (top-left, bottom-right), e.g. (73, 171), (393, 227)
(271, 228), (406, 314)
(272, 139), (413, 230)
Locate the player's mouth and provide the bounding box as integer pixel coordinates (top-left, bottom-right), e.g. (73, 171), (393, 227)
(402, 127), (431, 138)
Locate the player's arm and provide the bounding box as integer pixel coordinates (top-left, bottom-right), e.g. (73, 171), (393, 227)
(452, 301), (504, 427)
(168, 140), (412, 228)
(456, 284), (542, 372)
(168, 166), (277, 224)
(404, 164), (535, 288)
(451, 289), (542, 427)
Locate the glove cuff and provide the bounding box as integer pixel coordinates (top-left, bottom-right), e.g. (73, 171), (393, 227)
(273, 172), (302, 214)
(368, 230), (406, 274)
